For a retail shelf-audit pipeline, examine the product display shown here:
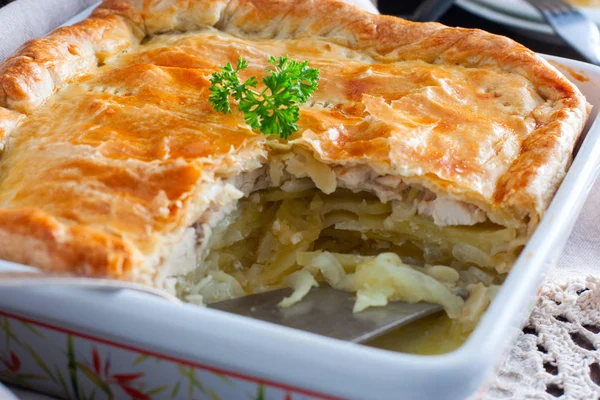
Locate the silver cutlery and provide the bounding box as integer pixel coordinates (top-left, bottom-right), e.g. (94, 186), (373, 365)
(209, 286), (442, 343)
(527, 0), (600, 65)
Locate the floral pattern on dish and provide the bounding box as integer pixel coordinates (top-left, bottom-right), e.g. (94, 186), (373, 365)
(0, 314), (331, 400)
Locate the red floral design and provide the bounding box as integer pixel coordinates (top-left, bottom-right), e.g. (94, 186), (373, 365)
(92, 347), (101, 375)
(0, 313), (333, 400)
(112, 372), (144, 384)
(121, 385), (152, 400)
(1, 351), (20, 373)
(80, 346), (150, 399)
(103, 355), (110, 378)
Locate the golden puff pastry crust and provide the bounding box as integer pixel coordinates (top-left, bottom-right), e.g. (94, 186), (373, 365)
(0, 0), (589, 281)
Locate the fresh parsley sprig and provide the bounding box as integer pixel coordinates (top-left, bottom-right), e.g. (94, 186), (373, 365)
(209, 56), (320, 139)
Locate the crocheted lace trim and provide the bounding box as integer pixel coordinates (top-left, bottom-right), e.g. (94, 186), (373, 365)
(481, 276), (600, 399)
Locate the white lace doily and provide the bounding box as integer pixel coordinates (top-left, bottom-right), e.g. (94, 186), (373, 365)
(480, 275), (600, 399)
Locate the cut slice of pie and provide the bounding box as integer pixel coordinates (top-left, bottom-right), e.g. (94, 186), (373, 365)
(0, 0), (589, 324)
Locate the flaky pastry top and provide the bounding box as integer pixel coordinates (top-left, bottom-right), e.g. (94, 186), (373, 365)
(0, 0), (589, 280)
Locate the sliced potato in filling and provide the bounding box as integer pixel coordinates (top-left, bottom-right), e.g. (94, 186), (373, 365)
(176, 187), (518, 330)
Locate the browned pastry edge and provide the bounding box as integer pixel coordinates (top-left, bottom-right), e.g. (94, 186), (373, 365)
(0, 0), (590, 278)
(0, 2), (146, 277)
(0, 209), (136, 277)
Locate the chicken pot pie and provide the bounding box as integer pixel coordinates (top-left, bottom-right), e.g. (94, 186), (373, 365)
(0, 0), (589, 328)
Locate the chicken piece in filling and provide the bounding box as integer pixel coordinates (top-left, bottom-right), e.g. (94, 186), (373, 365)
(171, 151), (526, 332)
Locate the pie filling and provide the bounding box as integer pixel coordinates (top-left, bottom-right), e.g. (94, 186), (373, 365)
(171, 155), (526, 331)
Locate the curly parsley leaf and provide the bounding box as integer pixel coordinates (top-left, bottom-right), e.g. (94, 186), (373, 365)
(208, 55), (320, 139)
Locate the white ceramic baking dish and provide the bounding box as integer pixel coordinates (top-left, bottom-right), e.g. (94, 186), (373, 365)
(0, 5), (600, 400)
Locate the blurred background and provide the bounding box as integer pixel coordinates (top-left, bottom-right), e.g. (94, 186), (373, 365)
(378, 0), (583, 61)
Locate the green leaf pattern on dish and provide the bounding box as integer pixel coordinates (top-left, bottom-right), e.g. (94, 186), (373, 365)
(0, 314), (320, 399)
